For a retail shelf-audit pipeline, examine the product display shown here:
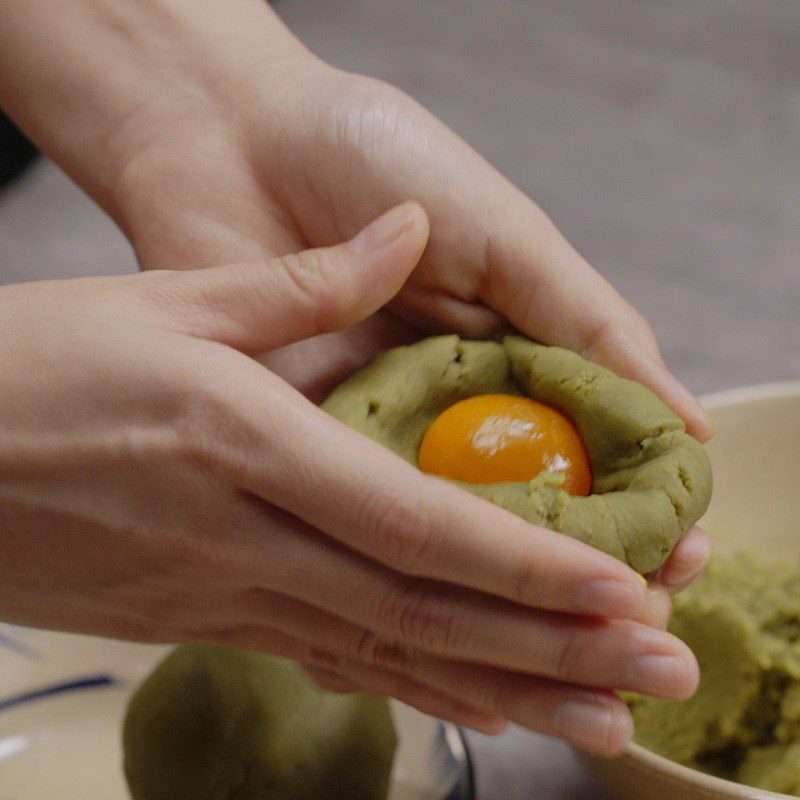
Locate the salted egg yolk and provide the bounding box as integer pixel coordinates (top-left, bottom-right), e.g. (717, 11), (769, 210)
(418, 394), (592, 496)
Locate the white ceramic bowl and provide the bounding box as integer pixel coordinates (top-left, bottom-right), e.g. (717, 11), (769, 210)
(0, 629), (471, 800)
(582, 381), (800, 800)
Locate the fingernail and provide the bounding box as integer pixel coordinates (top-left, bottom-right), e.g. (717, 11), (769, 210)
(663, 533), (714, 588)
(677, 531), (714, 569)
(623, 654), (694, 698)
(678, 532), (714, 564)
(350, 203), (416, 254)
(553, 698), (618, 753)
(577, 579), (645, 619)
(645, 588), (672, 629)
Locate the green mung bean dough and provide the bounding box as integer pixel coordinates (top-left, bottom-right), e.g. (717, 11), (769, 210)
(629, 553), (800, 796)
(322, 335), (712, 574)
(123, 645), (397, 800)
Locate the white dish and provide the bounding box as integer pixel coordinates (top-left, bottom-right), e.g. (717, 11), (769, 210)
(0, 626), (472, 799)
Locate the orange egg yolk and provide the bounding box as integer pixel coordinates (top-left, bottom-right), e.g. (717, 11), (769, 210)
(418, 394), (592, 496)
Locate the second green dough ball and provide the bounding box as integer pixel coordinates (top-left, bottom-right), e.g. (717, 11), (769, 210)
(123, 645), (397, 800)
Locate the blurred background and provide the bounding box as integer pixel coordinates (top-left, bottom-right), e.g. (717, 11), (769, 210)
(0, 1), (797, 796)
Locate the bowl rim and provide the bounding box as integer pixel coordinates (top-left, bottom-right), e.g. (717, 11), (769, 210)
(700, 380), (800, 410)
(618, 380), (800, 799)
(621, 741), (790, 799)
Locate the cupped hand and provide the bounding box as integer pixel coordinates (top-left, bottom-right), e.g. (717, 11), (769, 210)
(0, 207), (699, 754)
(114, 50), (713, 597)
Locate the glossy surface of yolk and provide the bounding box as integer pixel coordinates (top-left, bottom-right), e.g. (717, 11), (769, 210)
(418, 394), (592, 496)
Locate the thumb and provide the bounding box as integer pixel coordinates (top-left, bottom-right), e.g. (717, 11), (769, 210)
(147, 201), (429, 353)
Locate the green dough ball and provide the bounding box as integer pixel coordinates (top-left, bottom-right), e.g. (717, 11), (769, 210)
(629, 553), (800, 795)
(123, 645), (397, 800)
(321, 335), (712, 573)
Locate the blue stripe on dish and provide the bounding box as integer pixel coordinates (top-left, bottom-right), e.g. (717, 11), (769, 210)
(0, 628), (41, 660)
(0, 674), (118, 714)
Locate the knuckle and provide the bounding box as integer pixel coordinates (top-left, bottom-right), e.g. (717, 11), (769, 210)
(482, 673), (516, 718)
(554, 625), (589, 682)
(365, 491), (434, 575)
(279, 251), (325, 299)
(352, 630), (413, 672)
(514, 548), (544, 605)
(335, 77), (417, 158)
(623, 307), (660, 351)
(350, 629), (381, 663)
(376, 581), (471, 655)
(277, 250), (337, 326)
(584, 304), (660, 362)
(308, 646), (344, 673)
(615, 619), (647, 666)
(580, 314), (617, 359)
(277, 246), (365, 335)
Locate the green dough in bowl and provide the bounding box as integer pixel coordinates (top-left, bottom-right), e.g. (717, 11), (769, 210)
(123, 645), (397, 800)
(321, 335), (712, 574)
(628, 553), (800, 795)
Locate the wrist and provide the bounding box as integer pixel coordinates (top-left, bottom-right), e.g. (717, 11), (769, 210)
(0, 0), (311, 219)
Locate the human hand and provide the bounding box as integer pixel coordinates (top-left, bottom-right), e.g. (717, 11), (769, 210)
(0, 206), (698, 754)
(105, 9), (712, 597)
(0, 0), (712, 595)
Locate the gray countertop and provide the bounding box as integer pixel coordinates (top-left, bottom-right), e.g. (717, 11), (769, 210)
(1, 1), (798, 797)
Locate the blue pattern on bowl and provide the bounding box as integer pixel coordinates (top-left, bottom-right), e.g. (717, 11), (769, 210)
(0, 674), (118, 714)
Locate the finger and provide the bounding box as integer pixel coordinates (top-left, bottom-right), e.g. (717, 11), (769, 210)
(650, 526), (714, 594)
(202, 603), (506, 734)
(389, 283), (510, 338)
(643, 585), (672, 630)
(139, 201), (430, 353)
(224, 538), (696, 700)
(229, 369), (651, 622)
(323, 652), (633, 757)
(306, 577), (697, 700)
(302, 663), (507, 735)
(202, 590), (637, 753)
(481, 185), (713, 441)
(301, 665), (363, 694)
(223, 612), (630, 756)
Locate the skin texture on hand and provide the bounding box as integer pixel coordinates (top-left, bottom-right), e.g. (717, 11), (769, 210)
(0, 207), (702, 755)
(0, 0), (714, 753)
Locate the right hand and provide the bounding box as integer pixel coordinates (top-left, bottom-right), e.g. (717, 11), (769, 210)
(0, 204), (697, 755)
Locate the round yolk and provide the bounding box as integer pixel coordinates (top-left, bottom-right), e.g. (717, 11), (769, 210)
(418, 394), (592, 496)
